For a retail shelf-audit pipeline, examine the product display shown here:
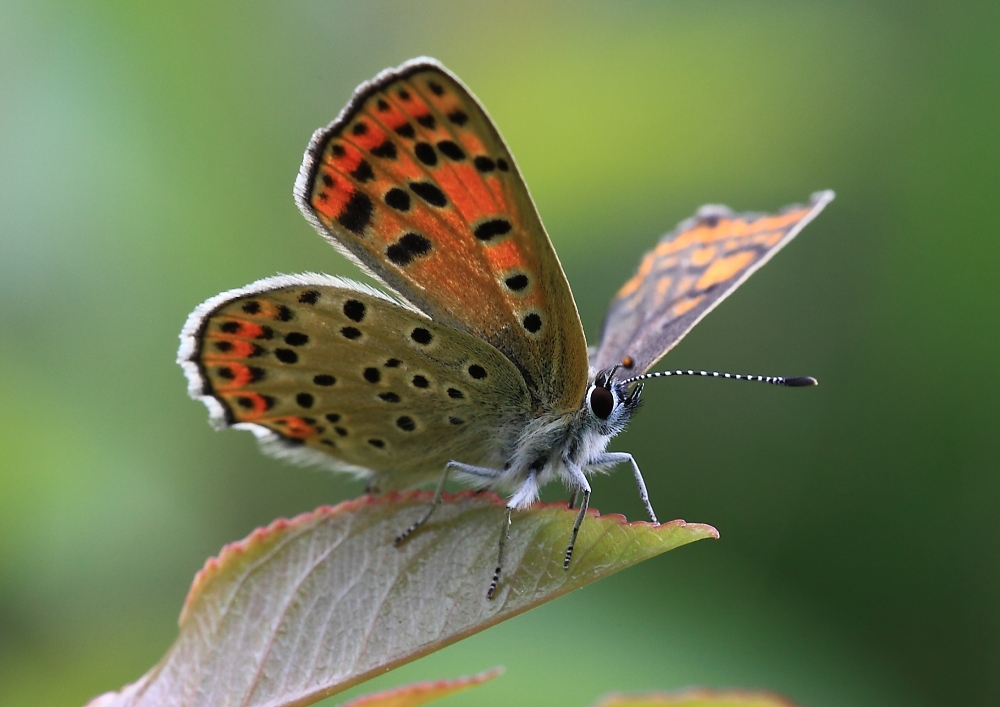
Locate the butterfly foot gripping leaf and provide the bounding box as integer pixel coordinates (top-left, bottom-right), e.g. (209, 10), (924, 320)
(179, 57), (833, 596)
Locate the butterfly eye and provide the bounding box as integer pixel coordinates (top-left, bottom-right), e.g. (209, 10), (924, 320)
(589, 385), (615, 420)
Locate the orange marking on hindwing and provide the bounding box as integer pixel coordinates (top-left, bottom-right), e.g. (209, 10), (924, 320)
(618, 252), (655, 298)
(280, 417), (318, 439)
(653, 276), (674, 309)
(690, 246), (717, 266)
(203, 338), (262, 360)
(672, 295), (705, 317)
(212, 363), (257, 390)
(696, 251), (757, 290)
(223, 392), (272, 420)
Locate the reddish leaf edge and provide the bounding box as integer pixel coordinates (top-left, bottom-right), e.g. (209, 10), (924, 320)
(181, 490), (719, 625)
(338, 667), (504, 707)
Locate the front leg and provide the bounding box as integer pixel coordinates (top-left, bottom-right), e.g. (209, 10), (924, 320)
(591, 452), (658, 524)
(562, 459), (592, 569)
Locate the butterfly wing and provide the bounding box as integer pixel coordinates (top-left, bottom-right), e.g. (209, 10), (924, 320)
(179, 274), (532, 491)
(594, 191), (834, 374)
(294, 58), (588, 411)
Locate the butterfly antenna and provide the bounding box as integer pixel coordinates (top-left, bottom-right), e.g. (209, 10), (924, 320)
(622, 369), (818, 387)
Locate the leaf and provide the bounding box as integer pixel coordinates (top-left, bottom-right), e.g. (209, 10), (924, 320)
(86, 491), (716, 707)
(337, 668), (502, 707)
(592, 689), (802, 707)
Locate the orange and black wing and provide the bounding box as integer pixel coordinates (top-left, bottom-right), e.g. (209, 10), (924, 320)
(594, 191), (834, 375)
(294, 58), (588, 411)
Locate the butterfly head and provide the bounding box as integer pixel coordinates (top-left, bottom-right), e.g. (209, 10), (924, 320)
(584, 365), (643, 437)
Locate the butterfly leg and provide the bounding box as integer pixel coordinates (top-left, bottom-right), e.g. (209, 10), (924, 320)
(562, 460), (591, 569)
(567, 489), (579, 510)
(487, 471), (539, 600)
(395, 461), (500, 546)
(591, 452), (658, 524)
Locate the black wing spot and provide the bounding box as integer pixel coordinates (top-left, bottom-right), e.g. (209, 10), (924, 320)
(409, 182), (447, 207)
(371, 140), (397, 159)
(350, 160), (375, 183)
(379, 392), (401, 403)
(396, 416), (416, 431)
(496, 157), (510, 171)
(242, 301), (261, 314)
(213, 341), (233, 353)
(331, 144), (345, 157)
(256, 326), (273, 340)
(447, 109), (469, 125)
(437, 140), (465, 160)
(447, 387), (464, 399)
(298, 290), (320, 304)
(416, 114), (436, 129)
(410, 327), (433, 345)
(335, 426), (348, 436)
(341, 326), (362, 340)
(276, 305), (293, 322)
(505, 274), (529, 291)
(395, 123), (416, 138)
(236, 396), (255, 409)
(397, 88), (411, 100)
(285, 332), (309, 346)
(275, 348), (298, 364)
(376, 98), (389, 111)
(296, 392), (315, 408)
(427, 80), (444, 96)
(523, 313), (542, 333)
(385, 358), (401, 367)
(386, 232), (432, 266)
(368, 438), (386, 448)
(325, 413), (341, 423)
(220, 321), (241, 333)
(337, 191), (374, 235)
(352, 122), (368, 135)
(449, 417), (464, 425)
(321, 172), (334, 187)
(343, 299), (366, 322)
(217, 366), (235, 379)
(474, 218), (512, 241)
(384, 187), (411, 211)
(412, 375), (429, 388)
(468, 364), (487, 379)
(249, 367), (266, 382)
(364, 367), (381, 383)
(313, 374), (336, 386)
(473, 156), (495, 173)
(414, 142), (437, 166)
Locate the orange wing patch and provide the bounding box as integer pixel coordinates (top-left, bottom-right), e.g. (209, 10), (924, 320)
(594, 191), (834, 374)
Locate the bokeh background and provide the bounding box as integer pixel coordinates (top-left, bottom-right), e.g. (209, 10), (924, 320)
(2, 2), (998, 705)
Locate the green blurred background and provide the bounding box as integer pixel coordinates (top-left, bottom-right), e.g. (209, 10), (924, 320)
(2, 2), (997, 705)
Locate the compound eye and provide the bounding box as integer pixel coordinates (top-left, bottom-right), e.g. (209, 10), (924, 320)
(589, 385), (614, 420)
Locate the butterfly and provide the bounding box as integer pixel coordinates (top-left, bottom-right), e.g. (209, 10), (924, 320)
(179, 57), (833, 598)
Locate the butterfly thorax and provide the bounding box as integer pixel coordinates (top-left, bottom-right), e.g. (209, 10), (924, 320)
(467, 368), (641, 507)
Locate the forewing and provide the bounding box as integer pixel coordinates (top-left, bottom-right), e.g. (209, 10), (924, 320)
(294, 58), (588, 411)
(178, 275), (532, 491)
(594, 191), (834, 374)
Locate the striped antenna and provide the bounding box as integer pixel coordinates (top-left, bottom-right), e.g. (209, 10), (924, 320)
(621, 369), (817, 387)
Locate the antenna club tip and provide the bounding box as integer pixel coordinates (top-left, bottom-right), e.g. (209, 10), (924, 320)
(784, 376), (818, 387)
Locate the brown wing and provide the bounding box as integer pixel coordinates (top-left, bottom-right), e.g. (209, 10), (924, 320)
(594, 191), (834, 374)
(294, 58), (588, 412)
(178, 275), (533, 491)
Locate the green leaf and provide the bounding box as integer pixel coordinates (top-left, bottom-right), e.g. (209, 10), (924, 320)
(85, 492), (716, 707)
(592, 690), (802, 707)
